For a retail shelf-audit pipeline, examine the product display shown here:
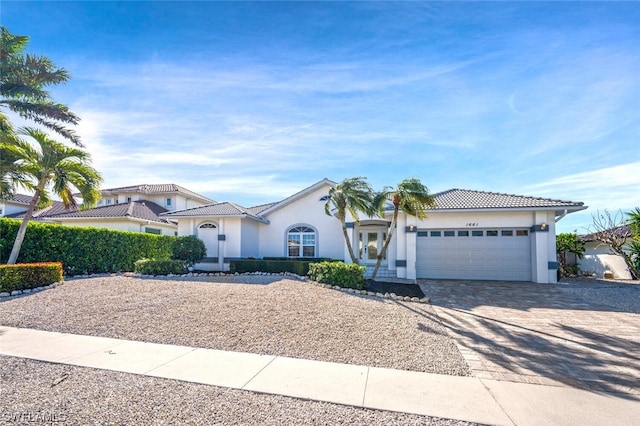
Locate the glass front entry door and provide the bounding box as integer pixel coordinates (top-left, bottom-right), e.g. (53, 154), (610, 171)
(358, 230), (387, 264)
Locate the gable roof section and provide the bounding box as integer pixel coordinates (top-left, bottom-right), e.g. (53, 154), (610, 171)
(429, 189), (585, 212)
(6, 200), (73, 221)
(45, 201), (174, 225)
(161, 201), (269, 224)
(100, 183), (214, 204)
(581, 225), (632, 242)
(259, 178), (336, 216)
(4, 193), (34, 205)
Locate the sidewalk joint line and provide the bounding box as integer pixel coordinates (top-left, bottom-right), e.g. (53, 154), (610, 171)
(361, 367), (370, 407)
(144, 347), (198, 375)
(240, 354), (278, 389)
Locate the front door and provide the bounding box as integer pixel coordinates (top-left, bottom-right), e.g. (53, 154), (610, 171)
(358, 230), (387, 265)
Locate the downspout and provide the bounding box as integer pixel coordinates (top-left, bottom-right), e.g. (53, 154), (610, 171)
(555, 209), (568, 223)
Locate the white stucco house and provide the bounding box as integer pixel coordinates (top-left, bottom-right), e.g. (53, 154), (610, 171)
(4, 184), (214, 235)
(161, 178), (586, 284)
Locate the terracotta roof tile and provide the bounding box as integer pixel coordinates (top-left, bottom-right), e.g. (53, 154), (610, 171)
(430, 189), (584, 210)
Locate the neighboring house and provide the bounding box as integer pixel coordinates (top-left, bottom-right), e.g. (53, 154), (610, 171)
(161, 178), (586, 284)
(3, 184), (214, 236)
(0, 194), (33, 217)
(578, 226), (633, 280)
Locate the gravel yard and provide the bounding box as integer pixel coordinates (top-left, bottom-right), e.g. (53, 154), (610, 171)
(0, 275), (470, 376)
(558, 277), (640, 313)
(0, 356), (479, 426)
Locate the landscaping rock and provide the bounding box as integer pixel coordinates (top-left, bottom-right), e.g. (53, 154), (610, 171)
(0, 292), (10, 298)
(11, 290), (22, 296)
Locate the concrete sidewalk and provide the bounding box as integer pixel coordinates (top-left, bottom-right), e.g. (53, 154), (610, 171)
(1, 326), (638, 425)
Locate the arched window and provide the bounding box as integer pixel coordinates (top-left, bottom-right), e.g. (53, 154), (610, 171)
(199, 223), (217, 229)
(287, 226), (316, 257)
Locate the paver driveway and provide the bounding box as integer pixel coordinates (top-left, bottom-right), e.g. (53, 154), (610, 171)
(418, 279), (640, 397)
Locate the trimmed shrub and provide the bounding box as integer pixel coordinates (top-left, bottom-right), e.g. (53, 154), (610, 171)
(172, 236), (206, 266)
(308, 261), (366, 289)
(229, 259), (310, 275)
(134, 259), (188, 275)
(0, 218), (175, 275)
(0, 262), (63, 292)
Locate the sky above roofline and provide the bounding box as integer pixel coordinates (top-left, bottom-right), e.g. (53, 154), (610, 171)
(3, 1), (639, 233)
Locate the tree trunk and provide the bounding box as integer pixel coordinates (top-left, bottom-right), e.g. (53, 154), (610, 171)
(371, 207), (398, 280)
(7, 189), (41, 264)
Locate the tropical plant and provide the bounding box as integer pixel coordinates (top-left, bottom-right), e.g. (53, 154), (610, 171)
(371, 178), (435, 280)
(556, 232), (585, 278)
(0, 26), (81, 146)
(6, 127), (101, 264)
(588, 209), (639, 280)
(324, 177), (377, 264)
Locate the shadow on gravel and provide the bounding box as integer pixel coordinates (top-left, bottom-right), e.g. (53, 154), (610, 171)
(365, 280), (425, 298)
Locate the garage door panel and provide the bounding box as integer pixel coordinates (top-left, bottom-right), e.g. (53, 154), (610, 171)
(416, 229), (531, 281)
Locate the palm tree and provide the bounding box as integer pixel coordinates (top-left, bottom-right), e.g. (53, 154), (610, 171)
(371, 177), (435, 280)
(324, 177), (377, 264)
(1, 27), (81, 147)
(6, 127), (102, 264)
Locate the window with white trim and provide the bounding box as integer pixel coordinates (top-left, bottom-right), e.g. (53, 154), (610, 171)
(287, 226), (316, 257)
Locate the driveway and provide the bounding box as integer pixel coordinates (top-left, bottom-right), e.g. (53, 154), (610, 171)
(418, 279), (640, 397)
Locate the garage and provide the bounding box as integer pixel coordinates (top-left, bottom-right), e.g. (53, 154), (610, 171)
(416, 228), (532, 281)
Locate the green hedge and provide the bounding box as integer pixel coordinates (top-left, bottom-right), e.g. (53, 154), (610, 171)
(308, 261), (366, 289)
(0, 218), (176, 275)
(0, 262), (63, 292)
(229, 259), (324, 276)
(134, 259), (188, 275)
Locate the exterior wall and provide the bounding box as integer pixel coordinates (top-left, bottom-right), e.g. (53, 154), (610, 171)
(403, 209), (556, 284)
(97, 192), (209, 211)
(259, 184), (344, 259)
(0, 202), (28, 217)
(578, 241), (633, 279)
(241, 220), (260, 258)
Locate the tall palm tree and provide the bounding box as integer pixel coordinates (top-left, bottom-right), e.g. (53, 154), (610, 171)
(371, 177), (435, 280)
(324, 177), (377, 264)
(1, 27), (81, 147)
(6, 127), (102, 264)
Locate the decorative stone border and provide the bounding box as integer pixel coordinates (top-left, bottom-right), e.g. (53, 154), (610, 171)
(0, 281), (63, 298)
(1, 271), (430, 304)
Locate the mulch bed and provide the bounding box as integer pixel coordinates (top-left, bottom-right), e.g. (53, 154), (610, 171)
(365, 280), (425, 298)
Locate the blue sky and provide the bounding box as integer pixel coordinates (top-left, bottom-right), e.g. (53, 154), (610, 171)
(3, 1), (639, 233)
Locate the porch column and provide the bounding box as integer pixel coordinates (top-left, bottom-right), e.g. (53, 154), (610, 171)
(344, 222), (355, 264)
(218, 219), (225, 271)
(531, 211), (553, 284)
(405, 217), (418, 281)
(396, 215), (407, 278)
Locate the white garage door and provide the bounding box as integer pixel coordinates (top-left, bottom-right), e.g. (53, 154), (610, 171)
(416, 229), (532, 281)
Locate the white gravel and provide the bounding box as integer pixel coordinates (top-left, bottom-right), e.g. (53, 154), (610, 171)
(0, 275), (470, 376)
(0, 356), (481, 425)
(558, 278), (640, 313)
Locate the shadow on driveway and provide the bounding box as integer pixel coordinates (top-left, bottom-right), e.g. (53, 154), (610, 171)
(406, 280), (640, 399)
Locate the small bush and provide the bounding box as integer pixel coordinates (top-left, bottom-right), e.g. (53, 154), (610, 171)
(172, 236), (206, 266)
(134, 259), (187, 275)
(308, 261), (366, 289)
(0, 262), (63, 292)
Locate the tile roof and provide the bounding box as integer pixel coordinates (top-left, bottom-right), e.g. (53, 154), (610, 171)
(47, 201), (174, 224)
(161, 202), (269, 223)
(429, 189), (585, 210)
(246, 202), (278, 215)
(5, 193), (33, 205)
(5, 200), (75, 221)
(581, 225), (632, 242)
(100, 184), (214, 203)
